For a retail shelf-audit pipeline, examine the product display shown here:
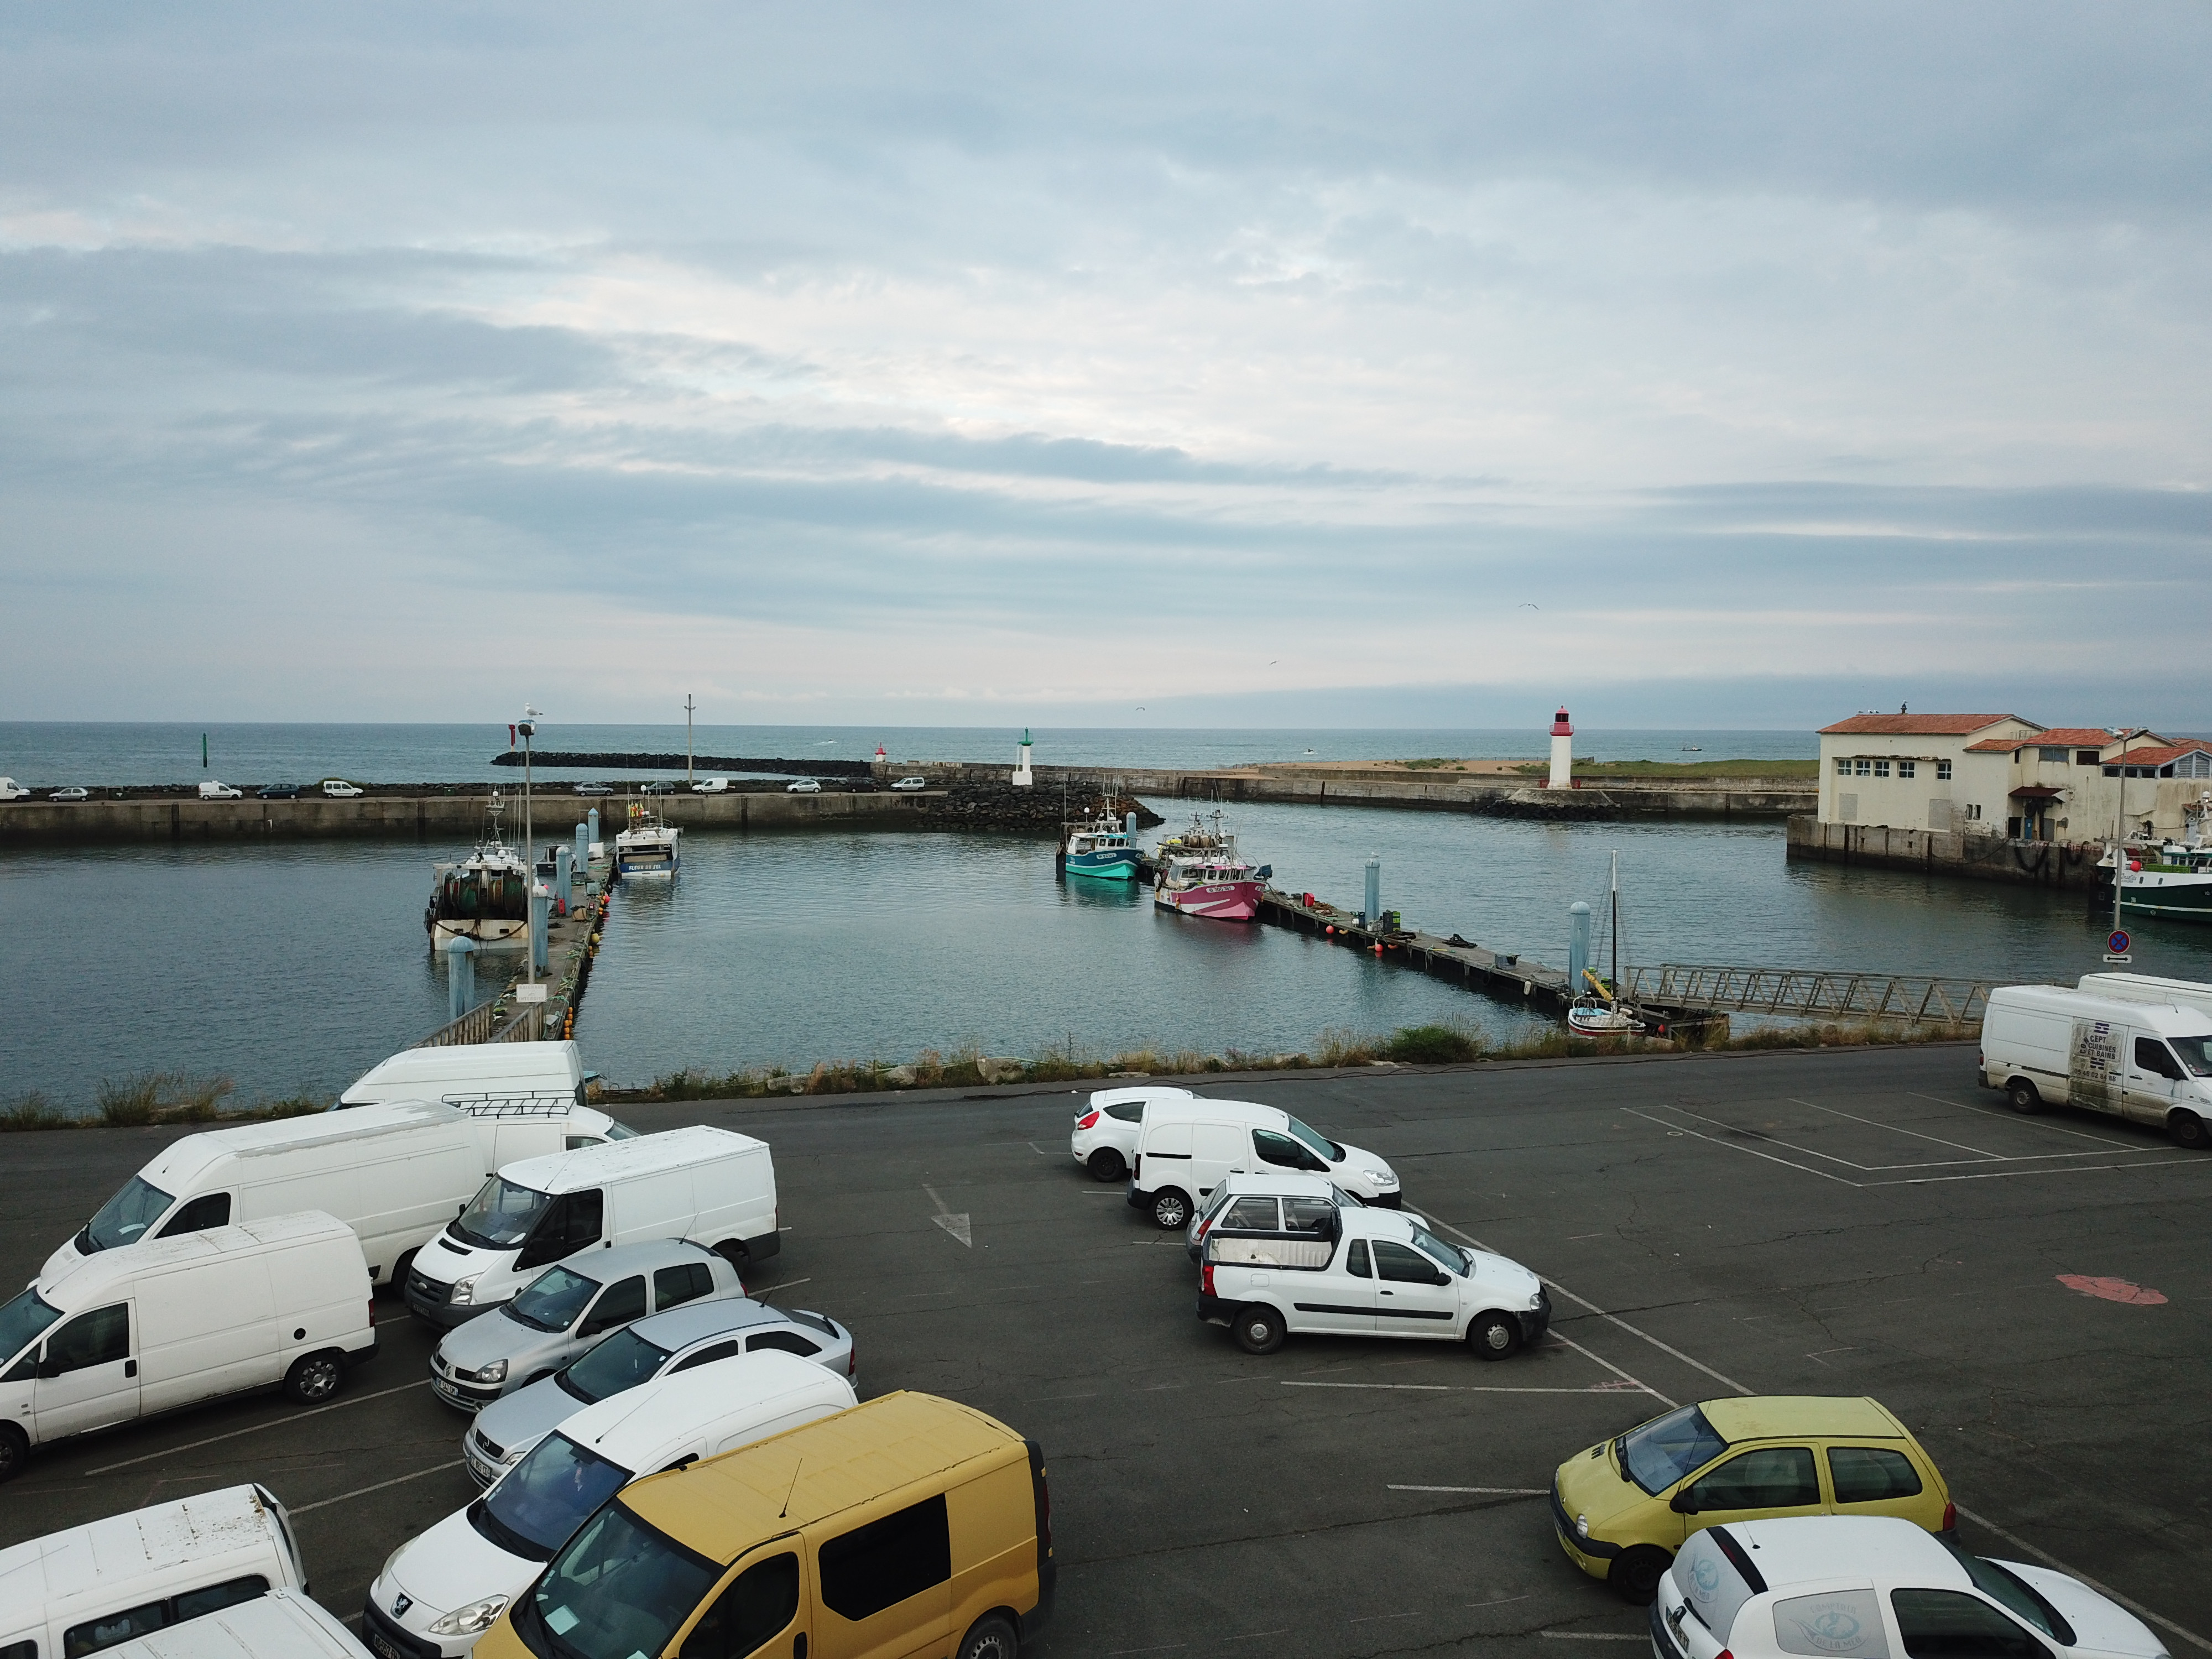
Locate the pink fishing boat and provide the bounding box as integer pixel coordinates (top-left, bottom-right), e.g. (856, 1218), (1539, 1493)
(1153, 814), (1269, 922)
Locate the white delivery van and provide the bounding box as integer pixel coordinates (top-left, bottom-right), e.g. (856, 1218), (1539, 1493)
(1981, 984), (2212, 1147)
(44, 1101), (486, 1290)
(99, 1589), (371, 1657)
(1126, 1098), (1402, 1229)
(366, 1352), (853, 1655)
(0, 1482), (306, 1656)
(335, 1042), (634, 1170)
(2079, 971), (2212, 1020)
(403, 1128), (779, 1327)
(0, 1213), (378, 1481)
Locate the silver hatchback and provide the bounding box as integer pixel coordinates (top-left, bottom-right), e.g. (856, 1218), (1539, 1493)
(427, 1239), (742, 1412)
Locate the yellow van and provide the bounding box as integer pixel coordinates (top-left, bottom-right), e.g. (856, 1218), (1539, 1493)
(1551, 1395), (1953, 1603)
(473, 1390), (1053, 1659)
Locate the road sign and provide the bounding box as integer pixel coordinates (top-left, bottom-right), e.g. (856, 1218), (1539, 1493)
(2104, 954), (2132, 964)
(2108, 929), (2132, 954)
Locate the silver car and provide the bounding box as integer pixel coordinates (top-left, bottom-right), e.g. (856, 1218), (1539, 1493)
(427, 1239), (742, 1413)
(462, 1295), (856, 1486)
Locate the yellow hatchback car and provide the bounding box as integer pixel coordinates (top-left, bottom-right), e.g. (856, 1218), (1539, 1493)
(1551, 1395), (1953, 1604)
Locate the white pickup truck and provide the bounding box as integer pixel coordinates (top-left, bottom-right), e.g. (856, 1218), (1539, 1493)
(1198, 1202), (1550, 1359)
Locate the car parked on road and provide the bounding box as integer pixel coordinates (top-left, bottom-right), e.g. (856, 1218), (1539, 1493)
(461, 1295), (855, 1486)
(256, 784), (301, 800)
(427, 1238), (744, 1412)
(1553, 1396), (1955, 1603)
(1071, 1083), (1194, 1181)
(692, 776), (729, 794)
(320, 779), (363, 797)
(1652, 1515), (2164, 1659)
(1127, 1097), (1402, 1227)
(573, 782), (612, 796)
(640, 779), (676, 795)
(47, 786), (88, 801)
(1198, 1201), (1546, 1361)
(1185, 1170), (1425, 1262)
(197, 780), (243, 799)
(1980, 983), (2212, 1147)
(890, 775), (930, 791)
(786, 777), (821, 793)
(367, 1353), (855, 1656)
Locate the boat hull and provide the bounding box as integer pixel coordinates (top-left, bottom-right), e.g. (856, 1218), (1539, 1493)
(2117, 872), (2212, 920)
(1566, 1004), (1644, 1035)
(1065, 850), (1141, 881)
(433, 918), (529, 952)
(1155, 880), (1264, 922)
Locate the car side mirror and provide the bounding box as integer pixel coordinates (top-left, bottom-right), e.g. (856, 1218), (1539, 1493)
(37, 1356), (62, 1380)
(1670, 1490), (1699, 1515)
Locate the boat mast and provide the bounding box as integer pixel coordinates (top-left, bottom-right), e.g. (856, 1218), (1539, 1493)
(1609, 851), (1620, 1003)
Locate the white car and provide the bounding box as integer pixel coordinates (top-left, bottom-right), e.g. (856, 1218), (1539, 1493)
(1653, 1515), (2167, 1659)
(367, 1352), (854, 1656)
(48, 786), (88, 802)
(1198, 1202), (1548, 1357)
(321, 779), (364, 798)
(890, 776), (929, 791)
(1186, 1170), (1425, 1261)
(0, 778), (30, 802)
(692, 777), (729, 794)
(197, 780), (243, 799)
(1126, 1097), (1404, 1228)
(786, 778), (822, 793)
(1072, 1084), (1194, 1181)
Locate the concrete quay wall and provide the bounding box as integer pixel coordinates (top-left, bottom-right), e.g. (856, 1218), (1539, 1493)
(1785, 814), (2106, 889)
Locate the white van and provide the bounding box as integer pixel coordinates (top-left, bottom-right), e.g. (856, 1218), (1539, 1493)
(2079, 970), (2212, 1020)
(0, 1483), (306, 1657)
(1981, 984), (2212, 1147)
(1126, 1098), (1402, 1229)
(44, 1101), (486, 1290)
(100, 1589), (371, 1657)
(0, 1213), (378, 1481)
(366, 1352), (854, 1656)
(403, 1127), (780, 1327)
(335, 1043), (633, 1168)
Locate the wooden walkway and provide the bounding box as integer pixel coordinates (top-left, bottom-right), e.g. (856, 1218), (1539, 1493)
(1256, 888), (1584, 1014)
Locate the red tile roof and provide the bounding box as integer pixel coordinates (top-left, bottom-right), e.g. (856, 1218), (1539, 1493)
(1965, 727), (2130, 753)
(1819, 713), (2025, 737)
(2111, 745), (2212, 766)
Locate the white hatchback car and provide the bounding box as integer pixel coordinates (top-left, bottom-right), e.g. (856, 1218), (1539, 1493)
(1653, 1515), (2166, 1659)
(1072, 1084), (1194, 1181)
(786, 778), (821, 794)
(691, 777), (729, 794)
(890, 776), (929, 791)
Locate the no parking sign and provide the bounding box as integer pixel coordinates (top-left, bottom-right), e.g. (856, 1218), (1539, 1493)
(2106, 928), (2132, 964)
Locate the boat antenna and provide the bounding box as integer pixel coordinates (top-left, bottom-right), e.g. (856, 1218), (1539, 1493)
(779, 1458), (804, 1519)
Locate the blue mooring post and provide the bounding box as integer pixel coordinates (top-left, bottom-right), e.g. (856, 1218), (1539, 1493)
(447, 936), (476, 1024)
(573, 820), (589, 880)
(1363, 856), (1381, 928)
(555, 845), (572, 915)
(1569, 900), (1591, 993)
(529, 884), (550, 973)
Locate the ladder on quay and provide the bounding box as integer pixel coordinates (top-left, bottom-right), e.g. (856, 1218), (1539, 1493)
(1617, 964), (1997, 1026)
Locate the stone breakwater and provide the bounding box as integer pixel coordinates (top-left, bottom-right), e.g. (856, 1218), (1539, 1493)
(493, 750), (872, 778)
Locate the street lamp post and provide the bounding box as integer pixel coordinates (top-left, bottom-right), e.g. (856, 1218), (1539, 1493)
(2111, 728), (2138, 946)
(685, 695), (696, 786)
(519, 705), (542, 985)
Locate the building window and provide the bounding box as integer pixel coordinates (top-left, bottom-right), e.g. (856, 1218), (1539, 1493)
(2038, 747), (2069, 763)
(1835, 758), (1851, 775)
(1873, 760), (1890, 778)
(1854, 759), (1871, 776)
(2075, 749), (2101, 765)
(1964, 803), (1981, 820)
(1937, 760), (1952, 781)
(2103, 765), (2119, 777)
(1897, 760), (1916, 779)
(2183, 753), (2212, 778)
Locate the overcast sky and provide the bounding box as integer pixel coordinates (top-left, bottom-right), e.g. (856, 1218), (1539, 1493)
(3, 3), (2206, 731)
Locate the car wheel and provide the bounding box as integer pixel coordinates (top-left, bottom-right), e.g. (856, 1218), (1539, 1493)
(0, 1423), (26, 1484)
(1087, 1147), (1126, 1182)
(2006, 1079), (2041, 1114)
(284, 1351), (345, 1405)
(1151, 1188), (1191, 1230)
(387, 1250), (417, 1299)
(1608, 1546), (1671, 1605)
(955, 1613), (1020, 1659)
(1233, 1304), (1286, 1355)
(1468, 1312), (1520, 1360)
(2170, 1112), (2208, 1150)
(713, 1240), (750, 1280)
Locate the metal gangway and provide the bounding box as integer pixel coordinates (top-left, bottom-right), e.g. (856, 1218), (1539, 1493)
(1620, 963), (1997, 1026)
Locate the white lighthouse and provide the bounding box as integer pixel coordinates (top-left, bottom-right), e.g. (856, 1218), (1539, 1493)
(1547, 707), (1574, 789)
(1011, 728), (1035, 787)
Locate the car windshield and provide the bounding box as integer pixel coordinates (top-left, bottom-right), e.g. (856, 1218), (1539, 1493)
(1331, 1185), (1366, 1207)
(81, 1176), (176, 1253)
(2167, 1035), (2212, 1077)
(603, 1120), (639, 1140)
(481, 1432), (632, 1560)
(556, 1328), (672, 1404)
(452, 1177), (554, 1250)
(507, 1265), (601, 1333)
(1408, 1225), (1469, 1275)
(1284, 1117), (1340, 1164)
(521, 1501), (719, 1659)
(1938, 1537), (2076, 1644)
(1621, 1404), (1730, 1495)
(0, 1288), (62, 1364)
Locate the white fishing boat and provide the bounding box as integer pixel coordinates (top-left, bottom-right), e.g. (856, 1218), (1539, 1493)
(426, 797), (531, 951)
(614, 800), (682, 878)
(1567, 851), (1646, 1035)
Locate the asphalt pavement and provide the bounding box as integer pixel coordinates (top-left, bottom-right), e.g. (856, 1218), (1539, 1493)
(4, 1042), (2208, 1657)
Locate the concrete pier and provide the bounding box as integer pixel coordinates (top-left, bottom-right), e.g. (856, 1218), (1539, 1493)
(1785, 814), (2107, 889)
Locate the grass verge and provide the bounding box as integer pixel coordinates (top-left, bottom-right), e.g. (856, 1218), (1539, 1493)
(2, 1074), (334, 1133)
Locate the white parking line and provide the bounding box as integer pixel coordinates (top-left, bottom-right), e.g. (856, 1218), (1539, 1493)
(86, 1383), (426, 1474)
(1285, 1381), (1630, 1395)
(1541, 1632), (1645, 1640)
(293, 1459), (466, 1516)
(1908, 1092), (2146, 1149)
(749, 1278), (811, 1297)
(1388, 1484), (1547, 1495)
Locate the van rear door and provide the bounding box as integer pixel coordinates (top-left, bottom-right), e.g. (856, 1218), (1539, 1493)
(1187, 1122), (1248, 1203)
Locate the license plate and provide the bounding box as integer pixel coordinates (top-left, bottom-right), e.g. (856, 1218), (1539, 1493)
(432, 1376), (458, 1398)
(366, 1627), (405, 1659)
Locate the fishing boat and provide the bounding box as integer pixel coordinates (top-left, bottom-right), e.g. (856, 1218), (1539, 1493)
(425, 797), (531, 951)
(2099, 805), (2212, 921)
(1154, 812), (1269, 922)
(1060, 812), (1142, 882)
(1567, 851), (1647, 1035)
(614, 801), (682, 878)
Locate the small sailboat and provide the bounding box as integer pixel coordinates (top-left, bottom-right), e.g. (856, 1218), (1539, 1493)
(1567, 851), (1646, 1035)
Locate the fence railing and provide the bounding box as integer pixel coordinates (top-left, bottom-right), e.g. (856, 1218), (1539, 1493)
(413, 997), (546, 1050)
(1621, 964), (1996, 1026)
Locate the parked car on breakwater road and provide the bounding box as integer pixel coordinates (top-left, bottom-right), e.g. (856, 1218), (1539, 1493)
(786, 776), (822, 793)
(572, 781), (612, 796)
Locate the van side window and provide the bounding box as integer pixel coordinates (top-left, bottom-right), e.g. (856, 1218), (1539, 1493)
(1222, 1198), (1280, 1230)
(680, 1552), (799, 1659)
(581, 1276), (647, 1336)
(1373, 1242), (1437, 1284)
(818, 1495), (951, 1623)
(2135, 1038), (2183, 1081)
(1828, 1447), (1923, 1503)
(669, 1339), (743, 1374)
(2, 1640), (34, 1659)
(156, 1193), (232, 1237)
(746, 1331), (821, 1358)
(655, 1262), (714, 1311)
(46, 1305), (129, 1374)
(1344, 1240), (1371, 1278)
(1253, 1129), (1322, 1171)
(64, 1599), (168, 1656)
(564, 1190), (606, 1249)
(171, 1575), (270, 1621)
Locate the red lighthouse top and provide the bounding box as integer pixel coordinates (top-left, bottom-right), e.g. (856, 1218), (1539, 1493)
(1551, 708), (1573, 737)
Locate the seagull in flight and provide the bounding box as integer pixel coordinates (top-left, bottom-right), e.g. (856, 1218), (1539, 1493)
(1518, 603), (1540, 610)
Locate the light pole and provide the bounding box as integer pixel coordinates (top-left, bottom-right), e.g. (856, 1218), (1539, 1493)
(685, 695), (696, 786)
(2111, 728), (2138, 946)
(519, 705), (542, 985)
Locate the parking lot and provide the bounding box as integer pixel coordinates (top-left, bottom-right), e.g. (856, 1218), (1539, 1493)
(6, 1041), (2209, 1657)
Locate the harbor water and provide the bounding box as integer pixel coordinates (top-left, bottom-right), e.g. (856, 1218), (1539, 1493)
(7, 798), (2212, 1108)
